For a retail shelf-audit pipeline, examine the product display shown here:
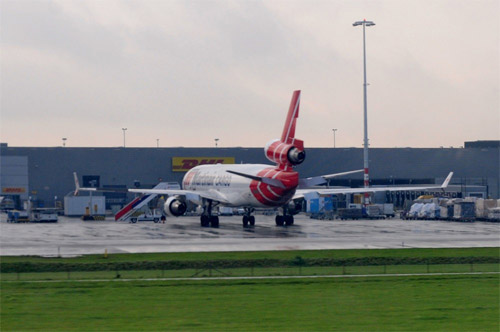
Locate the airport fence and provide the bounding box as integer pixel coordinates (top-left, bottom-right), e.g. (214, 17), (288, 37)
(2, 256), (499, 273)
(1, 258), (498, 281)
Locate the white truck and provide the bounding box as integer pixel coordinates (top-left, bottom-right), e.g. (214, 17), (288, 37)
(130, 211), (164, 223)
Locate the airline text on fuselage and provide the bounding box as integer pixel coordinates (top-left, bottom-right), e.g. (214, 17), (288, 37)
(184, 171), (232, 188)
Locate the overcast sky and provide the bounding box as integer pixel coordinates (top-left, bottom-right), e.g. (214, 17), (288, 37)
(1, 0), (498, 148)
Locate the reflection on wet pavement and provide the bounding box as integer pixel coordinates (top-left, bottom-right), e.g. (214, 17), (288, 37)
(1, 214), (499, 256)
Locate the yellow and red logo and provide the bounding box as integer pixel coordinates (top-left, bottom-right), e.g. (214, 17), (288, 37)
(2, 187), (26, 194)
(172, 157), (235, 172)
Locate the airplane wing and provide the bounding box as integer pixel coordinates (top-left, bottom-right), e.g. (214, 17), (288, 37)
(298, 169), (364, 187)
(73, 172), (231, 205)
(294, 172), (454, 199)
(131, 188), (231, 205)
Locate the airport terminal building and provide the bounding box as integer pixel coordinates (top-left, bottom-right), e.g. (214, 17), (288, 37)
(1, 141), (498, 209)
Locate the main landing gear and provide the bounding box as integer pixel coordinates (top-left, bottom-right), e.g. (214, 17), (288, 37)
(242, 208), (255, 228)
(276, 201), (302, 226)
(200, 200), (219, 228)
(275, 205), (295, 226)
(275, 215), (294, 226)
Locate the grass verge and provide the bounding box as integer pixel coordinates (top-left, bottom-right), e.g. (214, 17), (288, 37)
(1, 274), (498, 331)
(1, 248), (499, 331)
(2, 247), (498, 264)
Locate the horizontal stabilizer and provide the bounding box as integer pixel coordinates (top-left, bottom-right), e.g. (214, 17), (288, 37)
(227, 170), (286, 189)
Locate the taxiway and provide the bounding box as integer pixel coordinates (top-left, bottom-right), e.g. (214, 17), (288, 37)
(1, 214), (498, 256)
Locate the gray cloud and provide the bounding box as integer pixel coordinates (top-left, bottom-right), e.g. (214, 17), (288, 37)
(1, 0), (498, 148)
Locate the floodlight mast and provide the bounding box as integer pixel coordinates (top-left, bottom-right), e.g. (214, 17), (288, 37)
(353, 19), (375, 205)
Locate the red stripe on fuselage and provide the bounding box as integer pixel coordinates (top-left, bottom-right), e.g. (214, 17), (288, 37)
(249, 167), (298, 207)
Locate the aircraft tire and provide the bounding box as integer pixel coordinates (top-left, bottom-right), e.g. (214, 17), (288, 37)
(242, 216), (249, 228)
(275, 215), (284, 226)
(285, 215), (294, 226)
(249, 216), (255, 226)
(201, 216), (210, 227)
(210, 216), (219, 228)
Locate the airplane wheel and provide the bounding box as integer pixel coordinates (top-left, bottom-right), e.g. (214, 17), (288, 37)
(249, 216), (255, 226)
(242, 216), (249, 228)
(275, 215), (284, 226)
(285, 215), (294, 226)
(201, 215), (210, 227)
(211, 216), (219, 228)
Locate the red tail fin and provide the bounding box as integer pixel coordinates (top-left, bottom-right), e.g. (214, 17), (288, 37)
(281, 90), (301, 144)
(264, 90), (305, 169)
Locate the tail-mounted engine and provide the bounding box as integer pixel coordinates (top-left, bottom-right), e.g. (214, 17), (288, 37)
(164, 196), (187, 217)
(264, 139), (306, 168)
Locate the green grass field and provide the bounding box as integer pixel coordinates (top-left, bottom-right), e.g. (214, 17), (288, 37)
(2, 274), (498, 331)
(1, 248), (499, 331)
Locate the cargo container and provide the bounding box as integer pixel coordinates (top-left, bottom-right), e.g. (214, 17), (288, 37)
(64, 195), (106, 216)
(408, 203), (424, 219)
(453, 201), (475, 221)
(475, 199), (497, 220)
(417, 203), (440, 220)
(337, 208), (363, 220)
(365, 205), (386, 219)
(308, 197), (334, 213)
(487, 207), (500, 222)
(308, 197), (334, 219)
(376, 203), (394, 218)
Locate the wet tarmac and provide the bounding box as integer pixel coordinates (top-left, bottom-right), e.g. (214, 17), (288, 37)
(1, 214), (499, 256)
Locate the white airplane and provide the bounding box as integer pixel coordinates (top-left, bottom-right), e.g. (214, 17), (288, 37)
(74, 90), (453, 228)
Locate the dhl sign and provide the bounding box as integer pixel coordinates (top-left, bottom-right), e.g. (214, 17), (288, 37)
(2, 187), (26, 194)
(172, 157), (235, 172)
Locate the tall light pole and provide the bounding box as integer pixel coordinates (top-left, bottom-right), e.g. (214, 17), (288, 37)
(156, 138), (159, 148)
(353, 19), (375, 204)
(62, 138), (67, 147)
(122, 128), (127, 148)
(332, 129), (337, 148)
(214, 138), (219, 148)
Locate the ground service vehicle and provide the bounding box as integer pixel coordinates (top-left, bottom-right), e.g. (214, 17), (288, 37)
(130, 211), (163, 223)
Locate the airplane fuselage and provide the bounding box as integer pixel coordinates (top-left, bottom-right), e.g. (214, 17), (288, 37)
(182, 164), (299, 208)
